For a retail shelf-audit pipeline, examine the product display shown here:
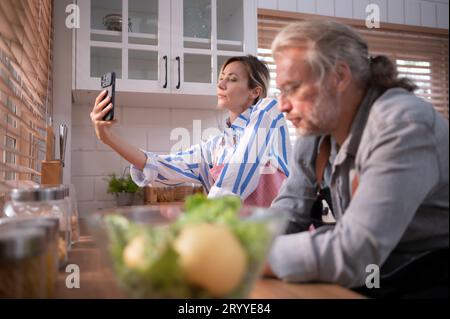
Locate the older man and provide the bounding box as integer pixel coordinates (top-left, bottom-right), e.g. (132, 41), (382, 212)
(267, 21), (449, 298)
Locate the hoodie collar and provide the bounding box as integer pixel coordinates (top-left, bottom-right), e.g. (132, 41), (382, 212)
(333, 86), (383, 166)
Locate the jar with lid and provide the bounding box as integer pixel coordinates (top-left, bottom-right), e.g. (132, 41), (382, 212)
(0, 227), (47, 298)
(3, 186), (71, 267)
(0, 216), (59, 298)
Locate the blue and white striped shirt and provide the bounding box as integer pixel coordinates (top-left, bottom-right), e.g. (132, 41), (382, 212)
(130, 98), (291, 200)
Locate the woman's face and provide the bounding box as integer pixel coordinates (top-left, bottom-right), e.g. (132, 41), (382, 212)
(217, 61), (259, 114)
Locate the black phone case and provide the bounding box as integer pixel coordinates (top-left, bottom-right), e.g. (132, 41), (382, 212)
(101, 72), (115, 121)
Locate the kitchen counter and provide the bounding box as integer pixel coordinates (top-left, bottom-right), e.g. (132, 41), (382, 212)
(55, 232), (364, 299)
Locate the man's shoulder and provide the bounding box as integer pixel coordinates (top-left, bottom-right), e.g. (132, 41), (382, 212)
(369, 88), (438, 129)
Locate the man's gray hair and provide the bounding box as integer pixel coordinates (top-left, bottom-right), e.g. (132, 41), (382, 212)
(271, 20), (417, 92)
(271, 21), (370, 87)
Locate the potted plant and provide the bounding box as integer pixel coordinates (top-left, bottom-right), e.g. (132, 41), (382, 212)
(105, 171), (140, 206)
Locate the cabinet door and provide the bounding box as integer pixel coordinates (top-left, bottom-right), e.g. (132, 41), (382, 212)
(171, 0), (256, 96)
(75, 0), (170, 93)
(76, 0), (119, 90)
(171, 0), (214, 95)
(123, 0), (170, 92)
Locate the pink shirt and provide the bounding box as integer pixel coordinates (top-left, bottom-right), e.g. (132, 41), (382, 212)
(210, 164), (287, 207)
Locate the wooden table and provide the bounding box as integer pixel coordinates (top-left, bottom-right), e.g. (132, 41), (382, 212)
(56, 235), (364, 299)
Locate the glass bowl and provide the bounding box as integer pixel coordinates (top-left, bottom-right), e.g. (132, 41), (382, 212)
(103, 14), (132, 32)
(86, 197), (287, 299)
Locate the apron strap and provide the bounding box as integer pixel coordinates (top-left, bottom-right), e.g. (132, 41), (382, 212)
(315, 136), (331, 194)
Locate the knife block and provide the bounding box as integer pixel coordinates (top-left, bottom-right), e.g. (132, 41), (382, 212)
(41, 160), (63, 185)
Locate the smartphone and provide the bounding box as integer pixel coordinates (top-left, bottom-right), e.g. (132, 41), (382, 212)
(100, 72), (116, 121)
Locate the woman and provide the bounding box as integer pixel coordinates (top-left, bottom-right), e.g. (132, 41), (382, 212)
(90, 55), (291, 207)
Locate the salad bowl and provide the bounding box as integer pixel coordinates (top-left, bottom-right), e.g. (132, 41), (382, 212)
(86, 195), (288, 299)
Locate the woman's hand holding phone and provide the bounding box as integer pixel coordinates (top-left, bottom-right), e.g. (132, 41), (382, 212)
(90, 90), (117, 144)
(90, 89), (147, 170)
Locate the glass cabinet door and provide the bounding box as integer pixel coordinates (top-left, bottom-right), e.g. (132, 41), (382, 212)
(90, 47), (122, 79)
(217, 0), (244, 52)
(127, 0), (159, 82)
(90, 0), (123, 40)
(128, 0), (158, 45)
(216, 0), (245, 89)
(86, 0), (166, 91)
(183, 0), (212, 49)
(172, 0), (249, 94)
(90, 0), (123, 78)
(180, 0), (213, 90)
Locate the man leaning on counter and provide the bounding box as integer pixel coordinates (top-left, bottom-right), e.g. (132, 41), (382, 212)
(265, 21), (449, 299)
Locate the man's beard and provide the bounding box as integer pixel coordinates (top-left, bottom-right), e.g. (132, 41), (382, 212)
(296, 86), (341, 136)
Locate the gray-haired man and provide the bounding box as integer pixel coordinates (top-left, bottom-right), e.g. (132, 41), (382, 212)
(266, 21), (449, 298)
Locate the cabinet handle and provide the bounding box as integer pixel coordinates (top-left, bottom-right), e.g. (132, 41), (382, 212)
(176, 56), (181, 89)
(163, 55), (168, 88)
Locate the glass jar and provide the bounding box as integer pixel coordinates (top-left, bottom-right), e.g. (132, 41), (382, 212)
(3, 186), (71, 267)
(60, 184), (80, 244)
(0, 227), (47, 298)
(0, 216), (59, 298)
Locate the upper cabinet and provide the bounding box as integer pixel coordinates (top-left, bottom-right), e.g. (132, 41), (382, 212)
(74, 0), (257, 98)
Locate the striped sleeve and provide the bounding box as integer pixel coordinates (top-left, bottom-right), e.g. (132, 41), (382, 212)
(208, 98), (289, 200)
(273, 117), (292, 177)
(129, 136), (218, 189)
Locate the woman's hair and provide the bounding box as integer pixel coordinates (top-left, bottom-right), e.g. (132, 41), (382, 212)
(271, 21), (417, 93)
(221, 55), (270, 104)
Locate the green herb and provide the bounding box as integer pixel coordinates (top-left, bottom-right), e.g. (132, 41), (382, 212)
(105, 173), (140, 194)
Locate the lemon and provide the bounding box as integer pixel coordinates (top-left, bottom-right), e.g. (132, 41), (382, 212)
(123, 236), (147, 269)
(174, 223), (247, 297)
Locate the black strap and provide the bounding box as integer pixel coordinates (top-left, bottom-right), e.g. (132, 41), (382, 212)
(315, 136), (331, 194)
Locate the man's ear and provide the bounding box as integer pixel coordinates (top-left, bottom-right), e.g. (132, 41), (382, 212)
(333, 61), (352, 92)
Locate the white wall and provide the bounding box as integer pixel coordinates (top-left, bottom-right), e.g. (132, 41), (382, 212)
(71, 103), (223, 217)
(52, 0), (73, 185)
(258, 0), (449, 29)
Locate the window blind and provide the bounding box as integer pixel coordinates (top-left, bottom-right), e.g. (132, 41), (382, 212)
(0, 0), (53, 194)
(257, 10), (449, 144)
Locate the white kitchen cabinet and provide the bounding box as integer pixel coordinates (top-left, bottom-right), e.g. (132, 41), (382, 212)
(73, 0), (257, 100)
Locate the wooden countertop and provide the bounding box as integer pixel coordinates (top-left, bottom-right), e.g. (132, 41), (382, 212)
(55, 235), (364, 299)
